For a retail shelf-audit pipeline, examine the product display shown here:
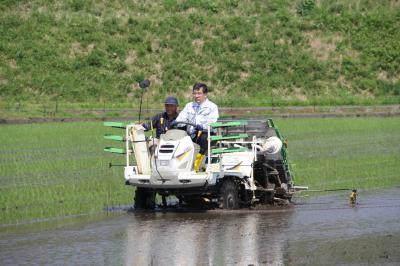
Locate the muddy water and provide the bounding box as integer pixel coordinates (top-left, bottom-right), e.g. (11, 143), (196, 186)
(1, 189), (400, 266)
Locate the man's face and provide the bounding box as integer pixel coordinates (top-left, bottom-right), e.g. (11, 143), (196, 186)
(192, 88), (207, 104)
(165, 104), (177, 116)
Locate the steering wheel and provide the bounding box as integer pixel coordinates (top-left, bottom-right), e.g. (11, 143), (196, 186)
(168, 121), (197, 130)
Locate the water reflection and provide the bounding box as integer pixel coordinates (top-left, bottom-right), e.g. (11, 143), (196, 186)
(125, 209), (293, 265)
(1, 189), (400, 265)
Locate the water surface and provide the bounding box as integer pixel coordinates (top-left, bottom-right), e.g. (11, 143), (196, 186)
(1, 189), (399, 265)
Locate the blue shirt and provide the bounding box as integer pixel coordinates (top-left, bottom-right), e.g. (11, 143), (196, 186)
(143, 112), (178, 138)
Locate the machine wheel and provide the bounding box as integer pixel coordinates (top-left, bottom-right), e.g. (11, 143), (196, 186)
(219, 179), (239, 209)
(261, 191), (275, 204)
(134, 187), (156, 209)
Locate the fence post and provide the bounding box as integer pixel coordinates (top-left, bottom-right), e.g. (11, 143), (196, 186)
(271, 91), (275, 111)
(55, 97), (58, 115)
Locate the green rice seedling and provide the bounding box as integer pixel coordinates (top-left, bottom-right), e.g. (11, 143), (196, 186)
(0, 122), (132, 224)
(1, 117), (399, 224)
(275, 117), (400, 190)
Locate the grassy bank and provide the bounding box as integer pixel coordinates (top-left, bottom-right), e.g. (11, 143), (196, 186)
(0, 0), (399, 105)
(1, 117), (399, 224)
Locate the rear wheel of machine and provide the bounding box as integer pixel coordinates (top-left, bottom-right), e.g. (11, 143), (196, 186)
(219, 179), (239, 209)
(134, 187), (156, 210)
(261, 191), (275, 204)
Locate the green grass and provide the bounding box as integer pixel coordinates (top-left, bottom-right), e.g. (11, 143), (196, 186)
(0, 0), (399, 106)
(1, 117), (399, 224)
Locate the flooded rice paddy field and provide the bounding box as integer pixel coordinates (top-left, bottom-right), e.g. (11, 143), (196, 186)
(1, 188), (399, 266)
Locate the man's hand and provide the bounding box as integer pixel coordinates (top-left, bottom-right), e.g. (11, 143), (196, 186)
(134, 124), (146, 131)
(195, 124), (203, 131)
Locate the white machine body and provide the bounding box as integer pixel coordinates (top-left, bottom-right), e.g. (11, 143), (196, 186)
(124, 124), (282, 190)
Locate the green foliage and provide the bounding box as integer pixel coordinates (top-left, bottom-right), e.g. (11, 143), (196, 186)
(296, 0), (316, 16)
(0, 0), (399, 106)
(68, 0), (87, 12)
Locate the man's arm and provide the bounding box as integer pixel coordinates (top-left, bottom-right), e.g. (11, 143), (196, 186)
(198, 102), (219, 130)
(206, 104), (219, 126)
(142, 113), (160, 131)
(142, 121), (151, 131)
(176, 103), (190, 123)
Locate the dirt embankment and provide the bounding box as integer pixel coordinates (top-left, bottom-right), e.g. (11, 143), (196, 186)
(1, 105), (399, 124)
